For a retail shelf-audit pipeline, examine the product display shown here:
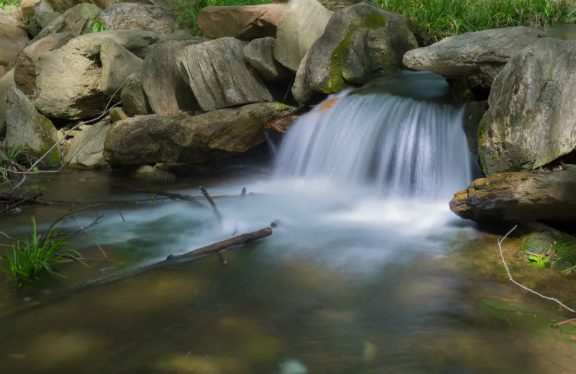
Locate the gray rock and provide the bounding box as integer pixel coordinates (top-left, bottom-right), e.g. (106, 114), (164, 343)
(0, 70), (15, 138)
(479, 38), (576, 175)
(45, 0), (74, 12)
(243, 37), (290, 83)
(0, 11), (30, 69)
(292, 52), (313, 103)
(178, 37), (273, 112)
(100, 3), (175, 35)
(100, 37), (143, 96)
(141, 39), (205, 115)
(104, 102), (295, 165)
(120, 69), (152, 116)
(299, 3), (418, 98)
(450, 166), (576, 222)
(63, 120), (109, 169)
(31, 4), (101, 43)
(318, 0), (370, 11)
(129, 165), (176, 182)
(14, 32), (77, 96)
(62, 30), (159, 59)
(4, 88), (60, 167)
(273, 0), (333, 72)
(403, 27), (548, 95)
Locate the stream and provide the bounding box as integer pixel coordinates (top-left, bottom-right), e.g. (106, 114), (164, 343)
(1, 72), (576, 374)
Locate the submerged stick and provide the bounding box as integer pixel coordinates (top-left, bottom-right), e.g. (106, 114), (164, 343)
(200, 186), (223, 224)
(74, 217), (108, 261)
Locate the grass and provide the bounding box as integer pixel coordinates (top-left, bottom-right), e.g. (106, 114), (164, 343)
(173, 0), (270, 35)
(0, 218), (84, 283)
(374, 0), (576, 41)
(0, 146), (22, 185)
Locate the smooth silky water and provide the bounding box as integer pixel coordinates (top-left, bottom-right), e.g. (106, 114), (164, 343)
(1, 73), (576, 374)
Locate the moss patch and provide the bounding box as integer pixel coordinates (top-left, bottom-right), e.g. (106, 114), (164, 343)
(520, 230), (576, 274)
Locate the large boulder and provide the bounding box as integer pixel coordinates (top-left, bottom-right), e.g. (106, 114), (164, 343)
(403, 27), (548, 96)
(141, 39), (206, 115)
(63, 120), (109, 169)
(0, 70), (15, 138)
(120, 69), (152, 116)
(104, 103), (295, 165)
(0, 11), (30, 70)
(178, 37), (273, 112)
(450, 166), (576, 222)
(243, 37), (290, 83)
(31, 3), (101, 43)
(198, 4), (285, 41)
(100, 37), (143, 96)
(479, 38), (576, 175)
(99, 3), (175, 34)
(296, 3), (418, 98)
(4, 88), (60, 167)
(14, 32), (78, 96)
(45, 0), (74, 12)
(273, 0), (333, 71)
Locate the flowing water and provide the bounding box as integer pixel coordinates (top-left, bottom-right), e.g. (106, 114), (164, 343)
(1, 73), (575, 374)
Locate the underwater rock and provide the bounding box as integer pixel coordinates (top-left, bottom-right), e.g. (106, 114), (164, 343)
(450, 166), (576, 222)
(279, 358), (308, 374)
(403, 27), (547, 98)
(129, 165), (176, 182)
(479, 37), (576, 175)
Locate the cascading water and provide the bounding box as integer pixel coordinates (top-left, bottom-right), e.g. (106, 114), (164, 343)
(274, 72), (476, 202)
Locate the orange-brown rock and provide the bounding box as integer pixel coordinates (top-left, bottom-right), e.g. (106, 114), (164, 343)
(264, 113), (300, 145)
(198, 4), (285, 41)
(449, 166), (576, 222)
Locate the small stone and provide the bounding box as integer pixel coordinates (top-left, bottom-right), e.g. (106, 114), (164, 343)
(129, 165), (176, 182)
(109, 108), (128, 123)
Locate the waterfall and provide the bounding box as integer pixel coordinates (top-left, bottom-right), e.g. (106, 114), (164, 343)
(274, 73), (475, 202)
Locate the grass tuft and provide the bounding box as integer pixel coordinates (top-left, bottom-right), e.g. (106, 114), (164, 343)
(373, 0), (576, 41)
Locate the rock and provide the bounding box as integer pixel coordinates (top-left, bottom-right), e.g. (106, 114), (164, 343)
(0, 70), (16, 138)
(4, 88), (60, 167)
(479, 38), (576, 175)
(108, 107), (127, 123)
(3, 5), (23, 23)
(31, 3), (101, 43)
(318, 0), (369, 10)
(462, 101), (488, 164)
(63, 30), (160, 59)
(403, 27), (548, 96)
(519, 223), (576, 272)
(291, 52), (313, 103)
(63, 120), (109, 168)
(449, 166), (576, 222)
(0, 11), (30, 70)
(243, 37), (290, 83)
(104, 102), (295, 165)
(45, 0), (74, 12)
(273, 0), (333, 71)
(264, 113), (300, 145)
(21, 0), (42, 21)
(82, 0), (118, 9)
(99, 3), (175, 34)
(142, 39), (206, 115)
(14, 32), (78, 96)
(178, 37), (273, 112)
(120, 69), (152, 116)
(198, 4), (285, 41)
(300, 4), (418, 96)
(100, 37), (143, 96)
(27, 8), (60, 38)
(129, 165), (176, 182)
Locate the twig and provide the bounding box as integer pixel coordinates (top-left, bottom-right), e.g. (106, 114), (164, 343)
(0, 167), (65, 175)
(73, 217), (108, 261)
(554, 317), (576, 327)
(0, 192), (42, 214)
(218, 251), (228, 265)
(200, 186), (223, 224)
(497, 225), (576, 314)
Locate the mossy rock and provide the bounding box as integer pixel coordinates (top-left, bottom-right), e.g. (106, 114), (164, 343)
(520, 228), (576, 273)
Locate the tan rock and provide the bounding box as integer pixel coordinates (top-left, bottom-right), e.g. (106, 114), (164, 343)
(21, 0), (41, 21)
(100, 3), (175, 34)
(100, 37), (143, 96)
(0, 11), (30, 69)
(63, 120), (109, 169)
(198, 4), (285, 41)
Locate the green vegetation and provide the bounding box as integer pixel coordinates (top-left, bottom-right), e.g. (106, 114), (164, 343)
(0, 146), (22, 185)
(520, 230), (576, 274)
(374, 0), (576, 41)
(87, 11), (107, 33)
(0, 218), (84, 283)
(0, 0), (21, 8)
(173, 0), (270, 35)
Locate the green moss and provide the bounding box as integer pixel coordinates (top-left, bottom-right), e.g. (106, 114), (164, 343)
(520, 230), (576, 274)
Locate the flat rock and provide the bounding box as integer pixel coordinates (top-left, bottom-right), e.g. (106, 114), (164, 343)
(403, 27), (548, 95)
(178, 37), (272, 112)
(479, 38), (576, 175)
(142, 39), (206, 115)
(14, 32), (77, 96)
(450, 166), (576, 222)
(100, 3), (175, 34)
(243, 37), (290, 83)
(120, 69), (152, 116)
(63, 120), (109, 169)
(104, 102), (295, 165)
(100, 37), (143, 96)
(5, 88), (60, 167)
(273, 0), (333, 71)
(198, 4), (285, 41)
(299, 3), (418, 97)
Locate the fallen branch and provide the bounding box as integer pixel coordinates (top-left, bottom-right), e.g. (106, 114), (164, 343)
(554, 317), (576, 327)
(73, 217), (108, 261)
(0, 191), (43, 214)
(200, 186), (223, 225)
(497, 225), (576, 314)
